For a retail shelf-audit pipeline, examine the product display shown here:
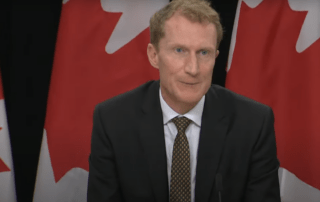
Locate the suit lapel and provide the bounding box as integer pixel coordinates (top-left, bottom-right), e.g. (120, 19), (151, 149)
(195, 86), (230, 202)
(139, 81), (169, 202)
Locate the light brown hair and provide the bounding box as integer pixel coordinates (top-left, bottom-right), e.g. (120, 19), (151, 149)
(149, 0), (223, 51)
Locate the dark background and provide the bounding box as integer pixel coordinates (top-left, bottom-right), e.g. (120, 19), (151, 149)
(0, 0), (238, 201)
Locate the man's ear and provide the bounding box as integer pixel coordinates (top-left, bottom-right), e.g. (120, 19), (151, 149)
(147, 43), (159, 69)
(215, 50), (220, 58)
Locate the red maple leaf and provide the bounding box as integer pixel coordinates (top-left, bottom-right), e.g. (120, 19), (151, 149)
(45, 0), (159, 182)
(226, 0), (320, 190)
(0, 142), (11, 172)
(0, 159), (11, 173)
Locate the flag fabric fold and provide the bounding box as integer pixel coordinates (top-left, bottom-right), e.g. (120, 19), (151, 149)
(33, 0), (168, 201)
(226, 0), (320, 201)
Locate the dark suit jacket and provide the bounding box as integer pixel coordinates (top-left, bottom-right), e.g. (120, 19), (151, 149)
(87, 80), (280, 202)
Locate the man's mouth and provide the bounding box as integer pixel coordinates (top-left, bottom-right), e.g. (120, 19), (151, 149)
(181, 81), (199, 85)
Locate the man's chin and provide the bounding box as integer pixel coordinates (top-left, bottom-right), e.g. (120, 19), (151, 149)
(178, 95), (203, 106)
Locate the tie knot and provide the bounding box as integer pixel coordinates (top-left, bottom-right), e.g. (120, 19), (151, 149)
(171, 116), (192, 133)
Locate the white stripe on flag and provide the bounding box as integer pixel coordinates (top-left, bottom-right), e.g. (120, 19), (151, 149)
(0, 99), (16, 202)
(33, 130), (88, 202)
(279, 168), (320, 202)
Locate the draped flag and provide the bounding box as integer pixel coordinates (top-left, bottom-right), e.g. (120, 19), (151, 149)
(0, 72), (16, 202)
(226, 0), (320, 201)
(33, 0), (167, 201)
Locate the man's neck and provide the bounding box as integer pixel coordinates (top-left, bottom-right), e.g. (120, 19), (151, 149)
(166, 101), (197, 115)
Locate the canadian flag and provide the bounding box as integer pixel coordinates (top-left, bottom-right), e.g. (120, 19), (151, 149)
(33, 0), (167, 201)
(0, 72), (16, 202)
(226, 0), (320, 201)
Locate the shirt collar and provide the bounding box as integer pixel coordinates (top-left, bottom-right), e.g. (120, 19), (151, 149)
(159, 88), (205, 127)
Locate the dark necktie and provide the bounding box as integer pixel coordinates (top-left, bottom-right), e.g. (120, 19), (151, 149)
(170, 116), (192, 202)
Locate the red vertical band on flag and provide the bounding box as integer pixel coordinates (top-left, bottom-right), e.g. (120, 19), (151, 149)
(0, 72), (4, 99)
(226, 0), (320, 190)
(45, 0), (159, 182)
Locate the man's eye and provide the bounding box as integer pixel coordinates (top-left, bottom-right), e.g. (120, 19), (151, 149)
(175, 48), (183, 53)
(200, 50), (208, 55)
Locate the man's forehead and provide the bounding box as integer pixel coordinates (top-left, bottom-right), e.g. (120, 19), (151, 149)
(163, 14), (216, 37)
(154, 10), (218, 51)
(164, 12), (214, 33)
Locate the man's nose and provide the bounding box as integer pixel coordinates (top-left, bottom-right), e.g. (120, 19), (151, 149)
(185, 52), (199, 76)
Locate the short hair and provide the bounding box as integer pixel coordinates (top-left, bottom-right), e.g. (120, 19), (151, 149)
(149, 0), (223, 51)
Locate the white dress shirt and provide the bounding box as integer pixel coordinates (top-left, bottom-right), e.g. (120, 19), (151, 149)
(159, 88), (205, 202)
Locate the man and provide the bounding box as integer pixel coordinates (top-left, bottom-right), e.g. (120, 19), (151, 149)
(87, 0), (281, 201)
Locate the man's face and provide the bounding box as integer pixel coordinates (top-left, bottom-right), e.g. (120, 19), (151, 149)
(148, 12), (219, 112)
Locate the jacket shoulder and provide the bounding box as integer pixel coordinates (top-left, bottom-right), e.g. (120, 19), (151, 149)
(95, 80), (156, 115)
(210, 84), (272, 115)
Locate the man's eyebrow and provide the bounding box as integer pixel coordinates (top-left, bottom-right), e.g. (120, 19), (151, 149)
(198, 47), (215, 51)
(167, 43), (187, 48)
(168, 43), (215, 51)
